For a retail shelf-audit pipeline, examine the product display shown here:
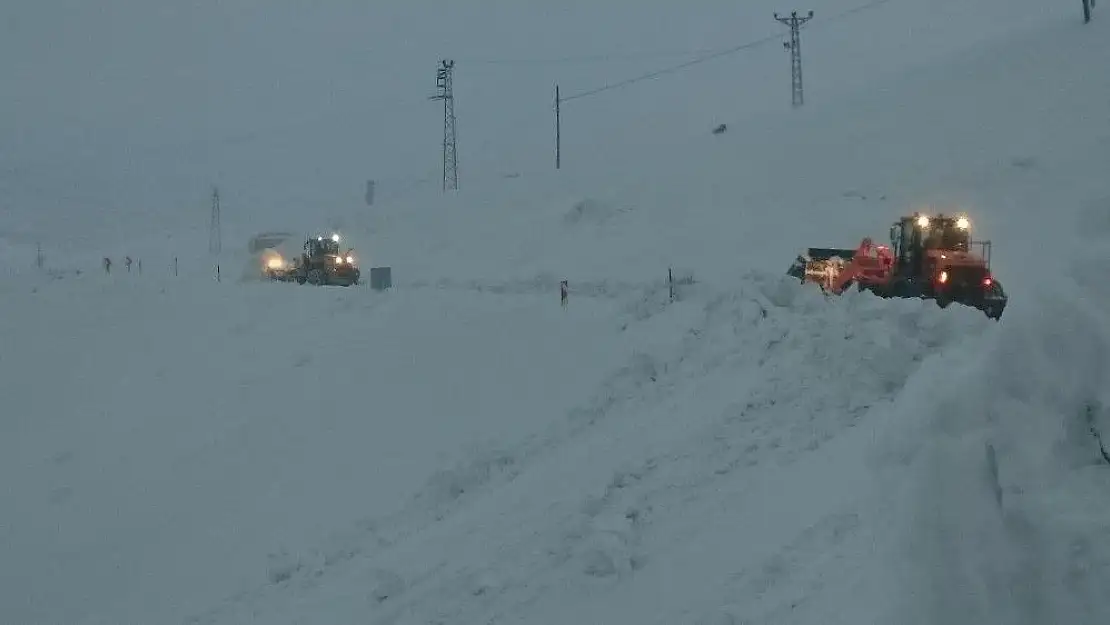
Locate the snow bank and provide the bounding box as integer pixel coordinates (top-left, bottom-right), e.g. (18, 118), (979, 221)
(876, 200), (1110, 624)
(187, 271), (993, 625)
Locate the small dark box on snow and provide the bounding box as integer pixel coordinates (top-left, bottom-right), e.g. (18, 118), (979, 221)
(370, 266), (392, 291)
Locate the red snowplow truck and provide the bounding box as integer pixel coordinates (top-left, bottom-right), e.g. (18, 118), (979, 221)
(787, 212), (1008, 319)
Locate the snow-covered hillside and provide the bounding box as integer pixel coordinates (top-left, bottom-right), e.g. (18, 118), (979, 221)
(3, 1), (1110, 624)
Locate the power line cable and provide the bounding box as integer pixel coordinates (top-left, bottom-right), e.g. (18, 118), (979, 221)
(561, 0), (903, 103)
(820, 0), (899, 23)
(561, 33), (782, 102)
(458, 48), (753, 65)
(459, 0), (898, 69)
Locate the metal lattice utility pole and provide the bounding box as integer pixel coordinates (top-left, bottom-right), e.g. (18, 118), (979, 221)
(428, 59), (458, 191)
(209, 186), (222, 255)
(775, 10), (814, 108)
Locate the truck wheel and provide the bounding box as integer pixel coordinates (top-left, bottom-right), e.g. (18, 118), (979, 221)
(887, 279), (913, 299)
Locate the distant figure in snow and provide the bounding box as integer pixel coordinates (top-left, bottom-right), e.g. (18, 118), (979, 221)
(712, 123), (728, 135)
(560, 280), (569, 310)
(103, 257), (112, 274)
(125, 256), (133, 273)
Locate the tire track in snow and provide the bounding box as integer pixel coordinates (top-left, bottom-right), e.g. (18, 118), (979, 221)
(725, 511), (864, 621)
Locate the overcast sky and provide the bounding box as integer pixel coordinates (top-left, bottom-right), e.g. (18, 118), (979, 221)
(1, 0), (774, 230)
(0, 0), (1062, 235)
(2, 1), (795, 161)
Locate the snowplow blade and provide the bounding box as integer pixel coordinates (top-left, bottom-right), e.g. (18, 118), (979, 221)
(327, 272), (360, 287)
(787, 247), (857, 283)
(805, 247), (857, 261)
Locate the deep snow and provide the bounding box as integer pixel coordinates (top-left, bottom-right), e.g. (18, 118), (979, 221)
(3, 1), (1110, 624)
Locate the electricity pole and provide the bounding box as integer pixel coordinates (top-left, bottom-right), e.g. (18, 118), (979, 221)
(775, 10), (814, 108)
(428, 59), (458, 191)
(555, 84), (561, 170)
(209, 186), (222, 255)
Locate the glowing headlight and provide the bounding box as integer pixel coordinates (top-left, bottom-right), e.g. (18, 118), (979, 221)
(334, 256), (343, 264)
(916, 215), (930, 228)
(266, 257), (284, 269)
(956, 216), (970, 230)
(938, 270), (948, 284)
(332, 233), (340, 242)
(346, 255), (354, 264)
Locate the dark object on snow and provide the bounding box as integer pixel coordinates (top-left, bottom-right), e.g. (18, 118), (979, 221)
(712, 123), (728, 135)
(370, 266), (392, 291)
(1086, 404), (1110, 465)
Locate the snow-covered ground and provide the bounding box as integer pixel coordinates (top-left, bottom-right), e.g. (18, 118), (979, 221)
(3, 1), (1110, 624)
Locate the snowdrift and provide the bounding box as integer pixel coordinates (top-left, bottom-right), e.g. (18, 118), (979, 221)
(875, 200), (1110, 625)
(185, 273), (995, 625)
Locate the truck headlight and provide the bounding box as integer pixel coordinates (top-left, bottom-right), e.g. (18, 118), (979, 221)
(956, 216), (970, 230)
(346, 255), (354, 264)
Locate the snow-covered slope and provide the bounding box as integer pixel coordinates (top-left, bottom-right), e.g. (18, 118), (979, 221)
(3, 1), (1110, 625)
(878, 207), (1110, 625)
